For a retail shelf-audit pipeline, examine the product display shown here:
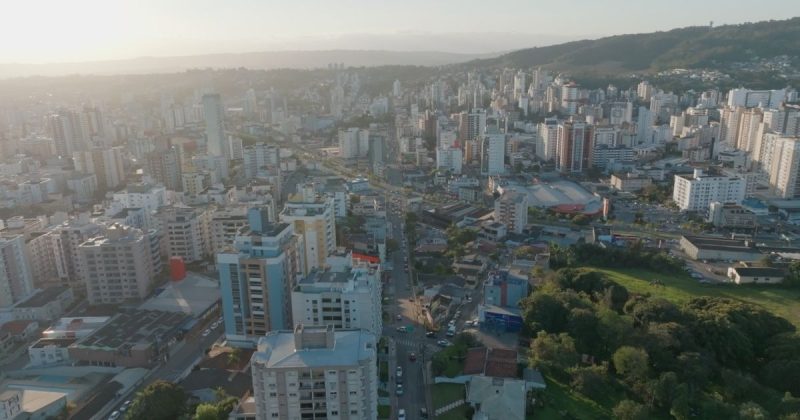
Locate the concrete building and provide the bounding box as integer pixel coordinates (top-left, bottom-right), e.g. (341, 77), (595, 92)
(46, 217), (103, 294)
(203, 93), (228, 158)
(494, 190), (528, 234)
(10, 286), (74, 322)
(243, 143), (279, 179)
(679, 235), (761, 261)
(536, 118), (558, 161)
(727, 88), (787, 108)
(291, 258), (382, 335)
(144, 147), (182, 192)
(112, 183), (167, 214)
(250, 325), (378, 420)
(672, 169), (746, 212)
(727, 267), (785, 285)
(436, 147), (463, 174)
(484, 270), (529, 308)
(68, 309), (187, 367)
(610, 173), (652, 192)
(707, 202), (757, 229)
(280, 185), (337, 274)
(72, 147), (126, 192)
(480, 134), (506, 175)
(0, 234), (34, 309)
(767, 136), (800, 199)
(66, 172), (97, 204)
(78, 224), (162, 305)
(556, 121), (593, 173)
(338, 128), (370, 159)
(155, 206), (210, 263)
(209, 209), (249, 253)
(217, 209), (304, 346)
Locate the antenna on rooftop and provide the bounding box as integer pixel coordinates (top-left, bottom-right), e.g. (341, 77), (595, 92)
(709, 21), (714, 28)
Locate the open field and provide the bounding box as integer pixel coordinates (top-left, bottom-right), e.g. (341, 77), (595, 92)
(597, 268), (800, 327)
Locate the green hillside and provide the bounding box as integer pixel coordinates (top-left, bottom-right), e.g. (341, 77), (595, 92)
(472, 17), (800, 74)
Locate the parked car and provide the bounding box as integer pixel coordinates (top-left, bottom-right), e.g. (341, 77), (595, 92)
(396, 383), (404, 395)
(108, 411), (121, 420)
(437, 339), (451, 347)
(408, 352), (417, 362)
(398, 409), (407, 420)
(396, 326), (408, 333)
(396, 366), (403, 378)
(202, 329), (211, 337)
(425, 331), (436, 338)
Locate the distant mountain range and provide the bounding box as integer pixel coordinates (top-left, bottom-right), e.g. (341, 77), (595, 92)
(469, 17), (800, 74)
(0, 50), (500, 79)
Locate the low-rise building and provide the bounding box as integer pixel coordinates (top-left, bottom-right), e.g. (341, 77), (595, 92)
(28, 337), (75, 367)
(609, 173), (652, 192)
(727, 266), (786, 285)
(707, 202), (757, 229)
(680, 235), (762, 261)
(483, 270), (529, 308)
(10, 286), (74, 322)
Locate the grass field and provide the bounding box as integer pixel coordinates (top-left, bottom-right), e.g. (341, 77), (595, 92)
(432, 383), (466, 410)
(532, 376), (611, 420)
(598, 268), (800, 327)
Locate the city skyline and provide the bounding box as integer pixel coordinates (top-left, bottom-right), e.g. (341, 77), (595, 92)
(3, 0), (800, 63)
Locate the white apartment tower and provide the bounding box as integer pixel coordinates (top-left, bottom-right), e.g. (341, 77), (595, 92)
(0, 234), (34, 308)
(291, 258), (382, 335)
(203, 93), (228, 158)
(494, 190), (528, 234)
(280, 185), (337, 274)
(251, 325), (378, 420)
(672, 169), (746, 212)
(481, 134), (506, 175)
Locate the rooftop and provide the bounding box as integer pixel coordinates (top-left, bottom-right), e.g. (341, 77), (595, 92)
(72, 310), (188, 352)
(682, 235), (758, 252)
(252, 326), (375, 369)
(138, 272), (220, 316)
(464, 347), (519, 379)
(730, 267), (786, 277)
(13, 286), (70, 308)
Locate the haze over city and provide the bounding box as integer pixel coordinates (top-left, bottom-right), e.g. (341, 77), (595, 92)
(2, 3), (800, 420)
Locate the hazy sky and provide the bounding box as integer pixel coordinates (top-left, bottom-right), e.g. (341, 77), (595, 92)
(4, 0), (800, 63)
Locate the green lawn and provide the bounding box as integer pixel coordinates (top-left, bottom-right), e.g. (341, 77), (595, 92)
(432, 383), (465, 410)
(433, 345), (467, 377)
(437, 405), (471, 419)
(533, 376), (611, 420)
(378, 404), (391, 419)
(598, 268), (800, 327)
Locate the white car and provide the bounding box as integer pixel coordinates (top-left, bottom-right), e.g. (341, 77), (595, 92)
(396, 366), (403, 378)
(398, 409), (406, 420)
(202, 329), (211, 337)
(108, 411), (121, 420)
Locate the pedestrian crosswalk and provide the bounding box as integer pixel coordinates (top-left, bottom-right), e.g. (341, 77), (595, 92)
(394, 338), (419, 347)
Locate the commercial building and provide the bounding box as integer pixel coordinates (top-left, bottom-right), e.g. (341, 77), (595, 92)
(217, 209), (304, 346)
(436, 147), (463, 174)
(338, 128), (370, 159)
(291, 258), (382, 335)
(610, 173), (652, 192)
(483, 270), (529, 308)
(707, 202), (757, 229)
(68, 309), (188, 367)
(243, 143), (279, 179)
(77, 224), (162, 305)
(10, 286), (74, 322)
(250, 325), (378, 420)
(679, 235), (762, 261)
(494, 190), (528, 234)
(280, 185), (337, 274)
(0, 234), (34, 309)
(672, 169), (746, 212)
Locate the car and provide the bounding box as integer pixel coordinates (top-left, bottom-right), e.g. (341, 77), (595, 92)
(396, 366), (403, 377)
(408, 352), (417, 362)
(398, 409), (407, 420)
(426, 331), (436, 338)
(122, 400), (131, 409)
(396, 326), (408, 333)
(437, 339), (451, 347)
(396, 314), (402, 321)
(108, 411), (121, 420)
(396, 383), (404, 395)
(419, 407), (428, 418)
(202, 329), (211, 337)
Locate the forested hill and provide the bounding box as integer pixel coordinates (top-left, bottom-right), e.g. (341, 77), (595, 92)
(468, 17), (800, 74)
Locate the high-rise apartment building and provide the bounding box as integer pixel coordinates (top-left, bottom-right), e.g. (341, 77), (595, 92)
(727, 88), (787, 108)
(767, 136), (800, 199)
(280, 185), (337, 275)
(251, 325), (378, 420)
(436, 147), (463, 174)
(560, 83), (580, 115)
(291, 256), (382, 335)
(243, 142), (279, 179)
(556, 121), (593, 173)
(78, 224), (162, 305)
(72, 147), (126, 192)
(536, 118), (559, 161)
(480, 134), (506, 175)
(144, 147), (182, 191)
(155, 206), (210, 263)
(338, 128), (370, 159)
(217, 209), (304, 345)
(0, 234), (34, 308)
(672, 169), (746, 212)
(494, 190), (528, 234)
(203, 94), (228, 158)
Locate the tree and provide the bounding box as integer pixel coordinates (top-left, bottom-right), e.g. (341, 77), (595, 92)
(648, 371), (680, 409)
(228, 348), (242, 367)
(569, 364), (609, 399)
(530, 331), (579, 372)
(739, 401), (769, 420)
(125, 380), (187, 420)
(612, 400), (649, 420)
(613, 346), (649, 383)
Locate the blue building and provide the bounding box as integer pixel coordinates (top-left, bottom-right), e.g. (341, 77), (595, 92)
(483, 270), (529, 308)
(217, 208), (304, 347)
